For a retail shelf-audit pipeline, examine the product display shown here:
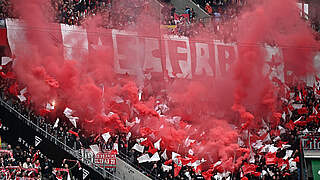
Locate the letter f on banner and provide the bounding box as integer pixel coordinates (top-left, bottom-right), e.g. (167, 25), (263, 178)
(35, 136), (42, 147)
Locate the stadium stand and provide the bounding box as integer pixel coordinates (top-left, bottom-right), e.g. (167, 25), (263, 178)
(1, 0), (320, 180)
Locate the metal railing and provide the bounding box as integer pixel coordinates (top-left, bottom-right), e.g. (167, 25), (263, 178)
(117, 150), (160, 180)
(0, 96), (120, 180)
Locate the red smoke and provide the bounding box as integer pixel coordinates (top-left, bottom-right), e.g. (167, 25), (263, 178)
(8, 0), (319, 173)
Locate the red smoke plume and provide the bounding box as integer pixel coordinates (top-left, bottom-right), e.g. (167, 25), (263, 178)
(8, 0), (319, 172)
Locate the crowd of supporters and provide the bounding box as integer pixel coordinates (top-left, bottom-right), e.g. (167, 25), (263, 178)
(1, 1), (320, 180)
(0, 0), (242, 38)
(1, 0), (318, 40)
(0, 134), (82, 180)
(0, 141), (49, 179)
(2, 54), (320, 180)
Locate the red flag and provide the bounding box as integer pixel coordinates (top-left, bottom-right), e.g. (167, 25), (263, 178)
(294, 120), (308, 126)
(306, 115), (317, 123)
(242, 163), (258, 175)
(298, 107), (308, 115)
(293, 156), (299, 163)
(0, 72), (6, 79)
(68, 130), (79, 137)
(9, 82), (18, 96)
(288, 104), (294, 112)
(148, 146), (157, 154)
(39, 108), (51, 116)
(164, 159), (173, 165)
(202, 169), (213, 180)
(140, 127), (153, 137)
(270, 129), (280, 137)
(111, 149), (117, 155)
(174, 13), (179, 20)
(179, 157), (191, 166)
(140, 139), (153, 148)
(0, 71), (15, 79)
(265, 153), (277, 165)
(285, 120), (295, 130)
(45, 77), (59, 88)
(174, 163), (182, 177)
(284, 172), (291, 176)
(32, 150), (40, 163)
(252, 171), (261, 177)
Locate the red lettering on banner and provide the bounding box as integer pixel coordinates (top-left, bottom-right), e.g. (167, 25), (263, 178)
(195, 42), (214, 76)
(112, 30), (139, 74)
(215, 42), (238, 77)
(143, 37), (163, 73)
(164, 35), (192, 78)
(95, 151), (116, 168)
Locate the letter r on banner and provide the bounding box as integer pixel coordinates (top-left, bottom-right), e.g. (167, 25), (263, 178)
(195, 43), (214, 76)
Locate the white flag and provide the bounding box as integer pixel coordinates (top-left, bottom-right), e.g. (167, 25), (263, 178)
(53, 118), (59, 128)
(184, 137), (195, 147)
(313, 106), (318, 114)
(64, 107), (79, 128)
(149, 152), (160, 162)
(252, 140), (263, 150)
(138, 90), (142, 101)
(172, 152), (181, 160)
(1, 57), (12, 66)
(135, 117), (140, 124)
(112, 96), (124, 103)
(302, 128), (309, 133)
(17, 87), (27, 102)
(213, 161), (222, 168)
(35, 136), (42, 147)
(113, 143), (118, 154)
(126, 120), (135, 127)
(137, 154), (150, 163)
(69, 118), (77, 128)
(46, 103), (54, 111)
(126, 132), (131, 141)
(89, 144), (100, 155)
(188, 149), (194, 156)
(292, 104), (303, 109)
(262, 133), (271, 143)
(278, 126), (286, 135)
(102, 132), (111, 143)
(283, 150), (293, 160)
(294, 116), (302, 124)
(161, 149), (168, 160)
(83, 169), (89, 179)
(17, 94), (26, 102)
(162, 164), (172, 172)
(132, 144), (144, 153)
(154, 138), (161, 150)
(64, 107), (73, 116)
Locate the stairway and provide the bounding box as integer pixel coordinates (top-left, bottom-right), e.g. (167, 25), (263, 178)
(170, 0), (210, 19)
(0, 96), (120, 180)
